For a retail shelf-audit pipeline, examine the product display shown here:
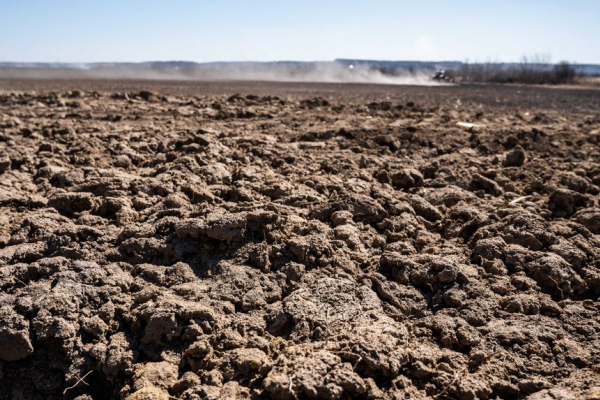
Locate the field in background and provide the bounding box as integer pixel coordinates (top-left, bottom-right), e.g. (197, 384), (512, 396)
(2, 57), (599, 87)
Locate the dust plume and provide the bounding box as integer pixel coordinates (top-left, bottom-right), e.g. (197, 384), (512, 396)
(0, 61), (447, 86)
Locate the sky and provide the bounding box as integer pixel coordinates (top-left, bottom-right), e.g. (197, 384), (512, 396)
(1, 0), (599, 64)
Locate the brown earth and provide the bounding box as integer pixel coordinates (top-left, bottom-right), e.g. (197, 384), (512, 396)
(1, 79), (600, 400)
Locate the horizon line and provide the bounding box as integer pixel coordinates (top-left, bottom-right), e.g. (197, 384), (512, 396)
(1, 59), (599, 66)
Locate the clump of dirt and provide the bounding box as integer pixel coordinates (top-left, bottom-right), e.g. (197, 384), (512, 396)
(0, 82), (600, 400)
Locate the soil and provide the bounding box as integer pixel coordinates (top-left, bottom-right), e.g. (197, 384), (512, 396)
(1, 79), (600, 400)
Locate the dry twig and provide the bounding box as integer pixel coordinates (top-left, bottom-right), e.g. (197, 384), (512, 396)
(63, 370), (93, 394)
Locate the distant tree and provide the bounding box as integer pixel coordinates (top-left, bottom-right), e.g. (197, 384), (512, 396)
(456, 55), (577, 85)
(444, 68), (457, 80)
(553, 61), (576, 84)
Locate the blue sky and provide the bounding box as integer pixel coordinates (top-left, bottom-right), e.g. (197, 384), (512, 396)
(1, 0), (598, 63)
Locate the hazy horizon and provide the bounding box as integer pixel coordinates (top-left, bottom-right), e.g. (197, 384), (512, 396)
(1, 0), (599, 65)
(3, 58), (599, 66)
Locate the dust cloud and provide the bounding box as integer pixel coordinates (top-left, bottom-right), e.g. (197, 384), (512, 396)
(0, 61), (445, 86)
